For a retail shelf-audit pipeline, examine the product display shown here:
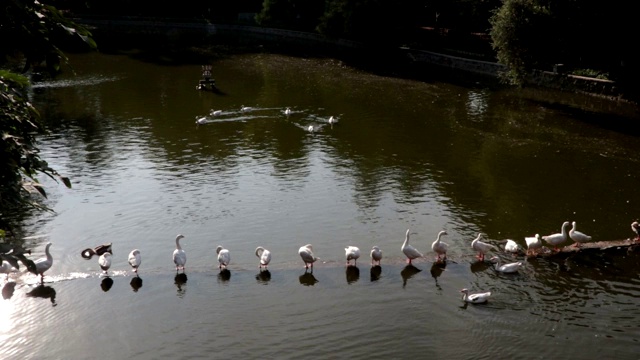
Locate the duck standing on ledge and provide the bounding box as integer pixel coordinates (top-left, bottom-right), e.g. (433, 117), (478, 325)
(402, 229), (423, 265)
(471, 233), (496, 261)
(542, 221), (571, 251)
(631, 221), (640, 241)
(370, 246), (382, 266)
(569, 221), (592, 247)
(431, 230), (448, 262)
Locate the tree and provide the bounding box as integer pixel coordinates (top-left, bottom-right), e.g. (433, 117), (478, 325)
(489, 0), (552, 85)
(1, 1), (95, 237)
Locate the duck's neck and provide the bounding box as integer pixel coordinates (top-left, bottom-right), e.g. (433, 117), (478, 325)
(403, 234), (410, 248)
(45, 244), (52, 260)
(175, 237), (182, 250)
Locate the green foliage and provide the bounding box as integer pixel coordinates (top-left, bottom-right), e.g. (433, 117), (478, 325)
(489, 0), (552, 85)
(255, 0), (324, 31)
(1, 1), (91, 231)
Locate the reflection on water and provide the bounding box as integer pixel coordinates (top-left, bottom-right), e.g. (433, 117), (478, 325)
(26, 285), (57, 306)
(345, 265), (360, 284)
(100, 277), (114, 292)
(2, 282), (17, 300)
(299, 271), (318, 286)
(255, 270), (271, 284)
(470, 260), (492, 273)
(130, 276), (143, 292)
(218, 269), (231, 282)
(400, 265), (422, 287)
(370, 265), (382, 282)
(430, 262), (446, 286)
(174, 273), (187, 296)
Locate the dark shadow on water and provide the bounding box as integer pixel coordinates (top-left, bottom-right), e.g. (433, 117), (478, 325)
(256, 270), (271, 284)
(470, 260), (492, 273)
(430, 261), (446, 287)
(370, 265), (382, 282)
(100, 277), (114, 292)
(346, 265), (360, 284)
(174, 273), (188, 295)
(401, 264), (421, 288)
(2, 281), (17, 300)
(218, 269), (231, 282)
(130, 276), (143, 292)
(26, 284), (57, 306)
(299, 270), (318, 286)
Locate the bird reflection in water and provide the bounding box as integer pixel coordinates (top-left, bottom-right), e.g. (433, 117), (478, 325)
(346, 265), (360, 284)
(100, 277), (114, 292)
(430, 262), (446, 287)
(401, 264), (421, 288)
(174, 273), (188, 295)
(26, 284), (57, 306)
(130, 276), (143, 292)
(2, 281), (17, 300)
(470, 260), (491, 273)
(256, 270), (271, 284)
(370, 265), (382, 282)
(218, 269), (231, 282)
(299, 270), (318, 286)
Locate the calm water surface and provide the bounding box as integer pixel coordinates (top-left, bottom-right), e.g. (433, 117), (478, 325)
(2, 51), (640, 359)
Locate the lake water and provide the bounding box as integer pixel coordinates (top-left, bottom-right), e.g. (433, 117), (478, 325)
(2, 50), (640, 359)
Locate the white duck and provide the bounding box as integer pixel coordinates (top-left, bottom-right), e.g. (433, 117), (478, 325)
(569, 221), (592, 247)
(490, 256), (522, 273)
(401, 229), (423, 265)
(99, 252), (112, 275)
(216, 246), (231, 269)
(345, 246), (361, 266)
(460, 288), (492, 304)
(0, 261), (16, 280)
(210, 109), (222, 116)
(34, 242), (53, 283)
(307, 125), (315, 133)
(298, 244), (318, 269)
(172, 234), (186, 272)
(525, 234), (542, 256)
(328, 116), (336, 125)
(195, 116), (207, 125)
(241, 105), (252, 112)
(504, 239), (520, 253)
(542, 221), (571, 251)
(370, 246), (382, 266)
(255, 246), (271, 269)
(471, 233), (496, 261)
(284, 107), (292, 115)
(128, 249), (142, 273)
(632, 221), (640, 240)
(431, 230), (448, 262)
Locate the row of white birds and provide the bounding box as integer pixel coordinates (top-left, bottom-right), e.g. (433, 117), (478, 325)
(195, 106), (338, 133)
(8, 221), (639, 303)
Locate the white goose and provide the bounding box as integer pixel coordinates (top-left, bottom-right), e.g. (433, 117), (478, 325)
(490, 256), (522, 273)
(431, 230), (448, 262)
(255, 246), (271, 269)
(98, 252), (112, 275)
(216, 246), (231, 269)
(542, 221), (571, 251)
(172, 234), (186, 272)
(307, 125), (315, 133)
(525, 234), (542, 256)
(345, 246), (361, 266)
(460, 288), (491, 304)
(401, 229), (423, 265)
(298, 244), (318, 269)
(128, 249), (142, 273)
(195, 116), (207, 125)
(504, 239), (520, 253)
(471, 233), (496, 261)
(34, 242), (53, 282)
(0, 261), (16, 280)
(632, 221), (640, 240)
(210, 109), (222, 116)
(241, 105), (252, 112)
(284, 107), (292, 115)
(569, 221), (592, 247)
(328, 116), (336, 124)
(370, 246), (382, 266)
